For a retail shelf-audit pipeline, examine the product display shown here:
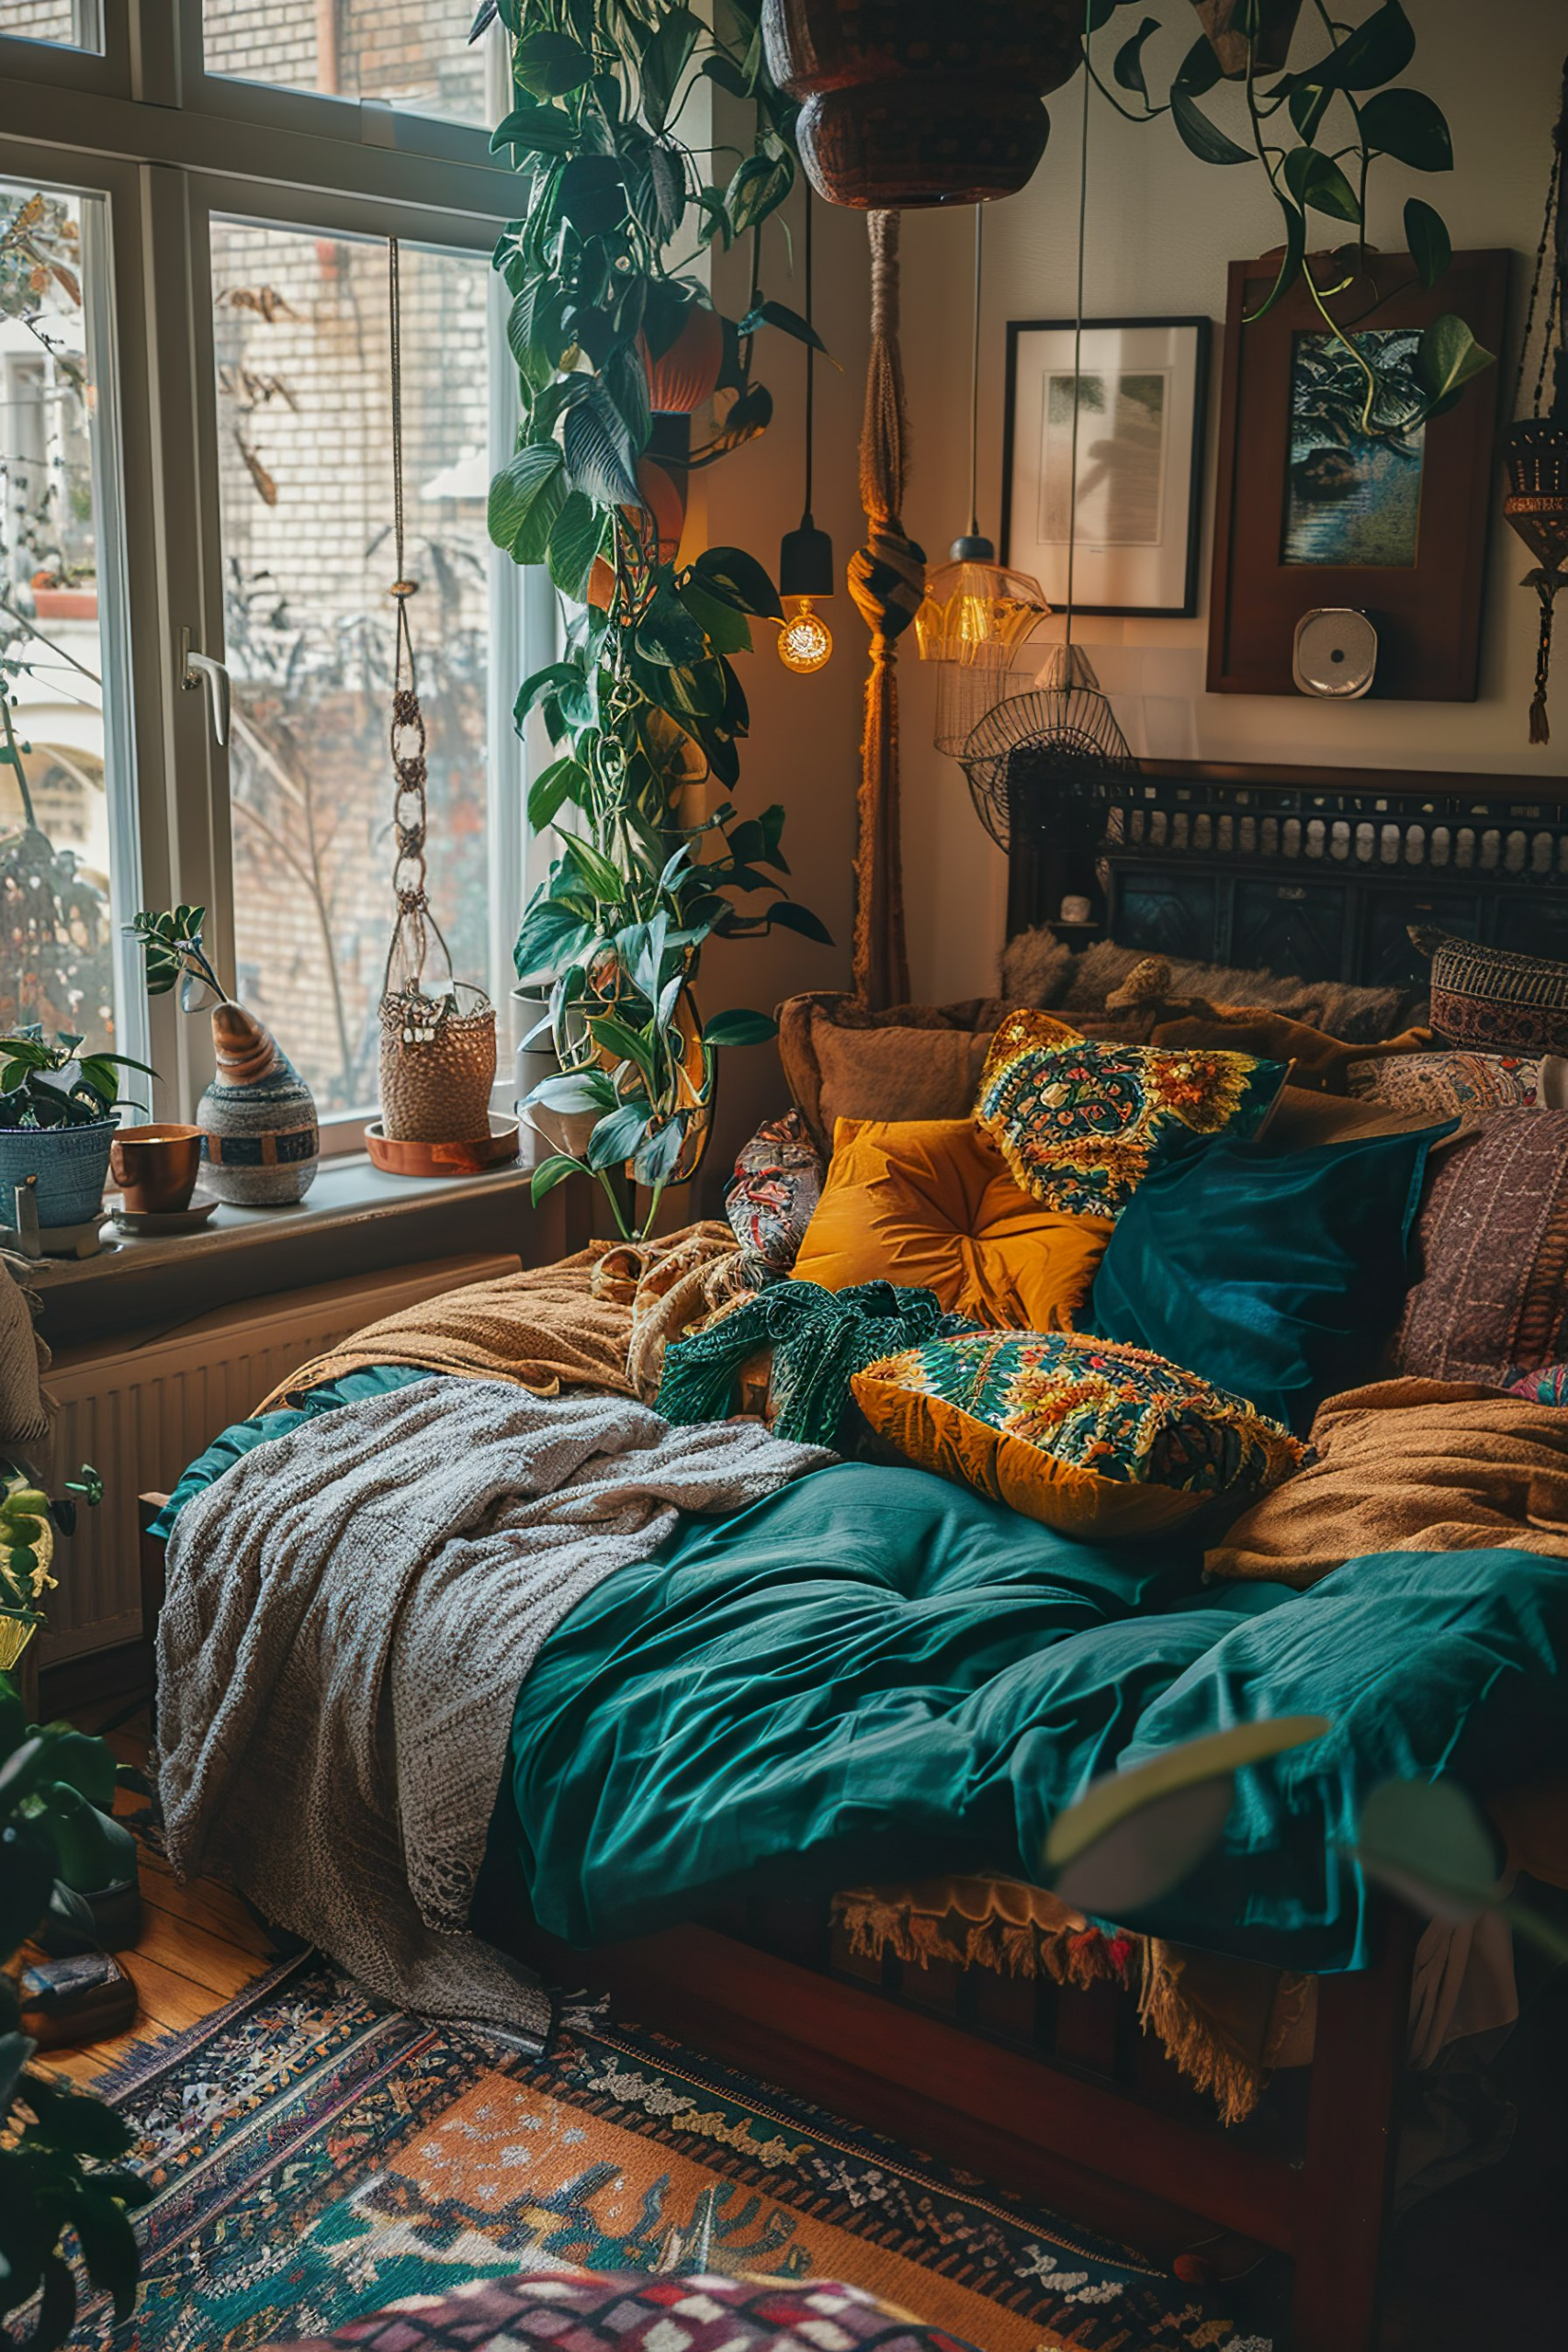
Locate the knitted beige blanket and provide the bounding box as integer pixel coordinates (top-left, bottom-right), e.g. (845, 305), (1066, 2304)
(157, 1377), (832, 2040)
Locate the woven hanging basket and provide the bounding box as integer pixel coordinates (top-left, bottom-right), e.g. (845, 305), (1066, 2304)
(379, 979), (496, 1144)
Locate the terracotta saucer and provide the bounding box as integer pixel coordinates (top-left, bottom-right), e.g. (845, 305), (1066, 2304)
(364, 1114), (521, 1178)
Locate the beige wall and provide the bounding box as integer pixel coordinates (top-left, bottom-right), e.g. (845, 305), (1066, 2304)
(709, 0), (1568, 1034)
(695, 185), (872, 1185)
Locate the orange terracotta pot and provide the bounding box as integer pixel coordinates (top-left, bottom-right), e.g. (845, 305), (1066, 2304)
(639, 303), (725, 413)
(586, 458), (689, 606)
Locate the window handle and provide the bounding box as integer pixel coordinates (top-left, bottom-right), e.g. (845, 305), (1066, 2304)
(180, 628), (231, 748)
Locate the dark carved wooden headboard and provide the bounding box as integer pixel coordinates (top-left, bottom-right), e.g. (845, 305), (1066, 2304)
(1006, 758), (1568, 997)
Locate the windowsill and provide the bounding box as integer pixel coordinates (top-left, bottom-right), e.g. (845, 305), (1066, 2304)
(29, 1153), (530, 1288)
(29, 1154), (542, 1349)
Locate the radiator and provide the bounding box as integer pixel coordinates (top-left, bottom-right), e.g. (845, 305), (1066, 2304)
(39, 1250), (522, 1663)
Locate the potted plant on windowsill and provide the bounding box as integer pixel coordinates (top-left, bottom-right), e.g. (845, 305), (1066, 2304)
(0, 1029), (156, 1230)
(28, 568), (98, 626)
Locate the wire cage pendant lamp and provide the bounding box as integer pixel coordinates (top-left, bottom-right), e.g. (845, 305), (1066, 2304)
(915, 208), (1051, 754)
(960, 20), (1136, 854)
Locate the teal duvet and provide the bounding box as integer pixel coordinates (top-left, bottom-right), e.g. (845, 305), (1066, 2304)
(164, 1386), (1568, 1976)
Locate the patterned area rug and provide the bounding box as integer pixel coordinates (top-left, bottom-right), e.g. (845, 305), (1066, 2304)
(83, 1951), (1272, 2351)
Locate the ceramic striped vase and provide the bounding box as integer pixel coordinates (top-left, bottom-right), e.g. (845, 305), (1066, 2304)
(197, 1002), (320, 1205)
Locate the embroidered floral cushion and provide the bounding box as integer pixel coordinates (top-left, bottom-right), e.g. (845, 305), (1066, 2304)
(724, 1108), (825, 1273)
(1344, 1048), (1540, 1134)
(1508, 1363), (1568, 1405)
(852, 1330), (1305, 1541)
(974, 1011), (1287, 1219)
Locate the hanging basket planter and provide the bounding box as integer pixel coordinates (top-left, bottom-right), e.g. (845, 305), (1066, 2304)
(761, 0), (1084, 209)
(379, 981), (497, 1146)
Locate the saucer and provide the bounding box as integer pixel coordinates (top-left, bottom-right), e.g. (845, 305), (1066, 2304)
(109, 1192), (220, 1235)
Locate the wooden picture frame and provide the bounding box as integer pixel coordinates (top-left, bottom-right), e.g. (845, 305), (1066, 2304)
(1000, 316), (1210, 616)
(1207, 249), (1509, 699)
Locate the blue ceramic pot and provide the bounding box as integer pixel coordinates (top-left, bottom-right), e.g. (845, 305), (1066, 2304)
(0, 1117), (116, 1229)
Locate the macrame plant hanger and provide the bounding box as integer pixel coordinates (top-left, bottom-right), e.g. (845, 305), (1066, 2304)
(961, 8), (1136, 854)
(377, 235), (497, 1146)
(846, 209), (924, 1010)
(1502, 52), (1568, 745)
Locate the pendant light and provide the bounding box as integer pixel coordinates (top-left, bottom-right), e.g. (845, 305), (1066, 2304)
(778, 187), (834, 673)
(960, 10), (1137, 853)
(915, 208), (1051, 755)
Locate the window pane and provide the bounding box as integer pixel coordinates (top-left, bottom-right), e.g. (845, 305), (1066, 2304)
(0, 180), (126, 1054)
(203, 2), (492, 127)
(0, 2), (102, 54)
(211, 220), (492, 1120)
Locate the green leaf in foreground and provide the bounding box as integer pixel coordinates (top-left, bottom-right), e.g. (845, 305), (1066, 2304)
(1044, 1716), (1330, 1917)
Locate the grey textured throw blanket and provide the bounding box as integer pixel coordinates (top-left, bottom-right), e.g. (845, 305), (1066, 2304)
(157, 1377), (833, 2040)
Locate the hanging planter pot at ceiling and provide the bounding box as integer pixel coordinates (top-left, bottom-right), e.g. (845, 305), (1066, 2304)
(761, 1), (1085, 209)
(1190, 0), (1303, 79)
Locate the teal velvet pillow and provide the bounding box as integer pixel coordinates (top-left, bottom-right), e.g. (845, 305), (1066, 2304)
(1085, 1123), (1452, 1434)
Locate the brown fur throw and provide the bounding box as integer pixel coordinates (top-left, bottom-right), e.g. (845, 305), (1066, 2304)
(1001, 929), (1429, 1043)
(1105, 956), (1433, 1090)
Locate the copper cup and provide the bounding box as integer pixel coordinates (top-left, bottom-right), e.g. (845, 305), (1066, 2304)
(108, 1124), (204, 1215)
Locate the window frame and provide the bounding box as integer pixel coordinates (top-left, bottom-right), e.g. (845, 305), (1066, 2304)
(0, 140), (153, 1079)
(0, 2), (128, 101)
(0, 6), (544, 1155)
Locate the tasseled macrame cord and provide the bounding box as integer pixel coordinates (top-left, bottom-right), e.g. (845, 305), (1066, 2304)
(846, 210), (925, 1010)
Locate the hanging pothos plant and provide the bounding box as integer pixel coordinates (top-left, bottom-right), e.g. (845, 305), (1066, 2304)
(479, 0), (828, 1240)
(1087, 0), (1494, 432)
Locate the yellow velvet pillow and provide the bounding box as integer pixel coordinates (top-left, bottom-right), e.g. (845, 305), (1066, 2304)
(793, 1116), (1112, 1329)
(852, 1331), (1305, 1542)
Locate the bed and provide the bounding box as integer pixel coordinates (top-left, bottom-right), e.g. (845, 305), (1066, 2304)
(140, 755), (1568, 2352)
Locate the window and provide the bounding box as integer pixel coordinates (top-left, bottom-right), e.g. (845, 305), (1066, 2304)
(0, 175), (138, 1059)
(0, 8), (530, 1149)
(213, 221), (492, 1118)
(203, 1), (491, 127)
(0, 3), (101, 55)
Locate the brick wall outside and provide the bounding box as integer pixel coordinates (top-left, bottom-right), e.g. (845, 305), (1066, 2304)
(204, 0), (485, 123)
(4, 4), (81, 47)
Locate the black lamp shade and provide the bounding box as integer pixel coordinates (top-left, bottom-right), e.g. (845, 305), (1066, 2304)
(779, 516), (835, 599)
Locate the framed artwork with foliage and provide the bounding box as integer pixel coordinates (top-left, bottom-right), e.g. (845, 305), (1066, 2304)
(1207, 247), (1508, 699)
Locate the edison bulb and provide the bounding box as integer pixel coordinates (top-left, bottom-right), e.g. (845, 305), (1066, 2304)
(777, 597), (832, 673)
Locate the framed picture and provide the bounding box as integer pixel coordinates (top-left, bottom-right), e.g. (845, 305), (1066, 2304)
(1000, 316), (1211, 617)
(1207, 249), (1508, 699)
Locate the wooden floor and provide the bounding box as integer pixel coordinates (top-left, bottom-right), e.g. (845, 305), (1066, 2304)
(30, 1710), (280, 2089)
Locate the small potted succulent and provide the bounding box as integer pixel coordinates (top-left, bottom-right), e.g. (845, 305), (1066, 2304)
(0, 1028), (156, 1230)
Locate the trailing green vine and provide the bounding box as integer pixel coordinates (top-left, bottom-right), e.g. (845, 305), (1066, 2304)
(480, 0), (827, 1240)
(1089, 0), (1493, 434)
